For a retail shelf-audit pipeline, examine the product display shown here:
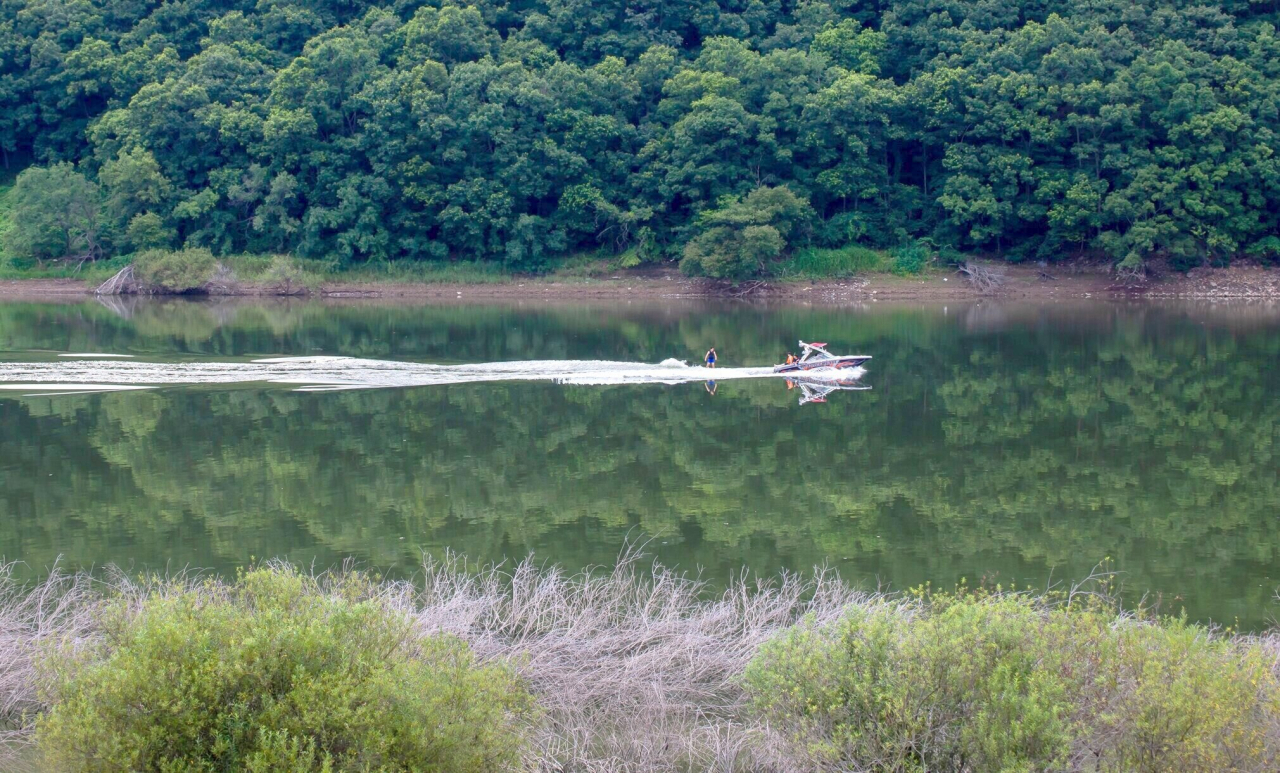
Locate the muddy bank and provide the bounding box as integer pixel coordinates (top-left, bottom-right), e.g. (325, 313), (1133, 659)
(3, 263), (1279, 303)
(0, 279), (100, 298)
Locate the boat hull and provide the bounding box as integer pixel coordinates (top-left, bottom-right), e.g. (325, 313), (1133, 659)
(773, 355), (871, 373)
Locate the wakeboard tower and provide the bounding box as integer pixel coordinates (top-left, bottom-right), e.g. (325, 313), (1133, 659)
(773, 341), (871, 373)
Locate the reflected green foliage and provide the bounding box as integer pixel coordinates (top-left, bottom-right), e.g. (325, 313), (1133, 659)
(1, 300), (1279, 627)
(4, 0), (1280, 270)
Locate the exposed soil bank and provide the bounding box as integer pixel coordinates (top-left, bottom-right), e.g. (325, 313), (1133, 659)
(4, 263), (1280, 303)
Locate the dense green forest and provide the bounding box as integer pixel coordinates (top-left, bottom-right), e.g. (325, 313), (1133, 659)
(3, 0), (1280, 275)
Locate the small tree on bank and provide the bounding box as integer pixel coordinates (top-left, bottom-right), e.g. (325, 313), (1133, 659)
(680, 186), (815, 280)
(3, 163), (104, 265)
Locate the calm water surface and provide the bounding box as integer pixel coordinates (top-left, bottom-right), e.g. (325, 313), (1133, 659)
(1, 298), (1278, 627)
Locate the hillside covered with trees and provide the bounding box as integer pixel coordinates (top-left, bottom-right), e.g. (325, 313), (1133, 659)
(4, 0), (1280, 276)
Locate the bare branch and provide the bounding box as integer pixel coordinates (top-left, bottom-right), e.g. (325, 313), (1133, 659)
(956, 261), (1005, 293)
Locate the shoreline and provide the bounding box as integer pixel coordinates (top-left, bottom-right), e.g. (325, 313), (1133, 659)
(3, 263), (1279, 303)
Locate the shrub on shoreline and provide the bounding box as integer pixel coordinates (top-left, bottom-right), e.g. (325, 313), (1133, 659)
(745, 590), (1280, 772)
(132, 248), (218, 293)
(36, 566), (532, 772)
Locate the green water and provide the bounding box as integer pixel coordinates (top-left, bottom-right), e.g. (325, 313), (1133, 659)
(1, 298), (1278, 627)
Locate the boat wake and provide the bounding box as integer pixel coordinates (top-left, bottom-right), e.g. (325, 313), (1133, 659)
(0, 354), (866, 395)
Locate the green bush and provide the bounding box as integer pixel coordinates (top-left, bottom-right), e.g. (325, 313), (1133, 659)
(0, 183), (12, 263)
(124, 212), (175, 251)
(745, 592), (1280, 772)
(680, 186), (815, 280)
(682, 223), (785, 280)
(1104, 619), (1280, 772)
(777, 245), (888, 278)
(1247, 236), (1280, 266)
(890, 240), (933, 275)
(37, 566), (532, 772)
(260, 254), (310, 293)
(132, 247), (218, 292)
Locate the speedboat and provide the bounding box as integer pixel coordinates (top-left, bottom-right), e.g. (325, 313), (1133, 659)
(773, 341), (871, 373)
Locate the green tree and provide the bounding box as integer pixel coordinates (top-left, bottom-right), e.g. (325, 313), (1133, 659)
(681, 185), (814, 278)
(99, 147), (174, 249)
(3, 162), (104, 263)
(124, 212), (175, 250)
(0, 0), (1278, 271)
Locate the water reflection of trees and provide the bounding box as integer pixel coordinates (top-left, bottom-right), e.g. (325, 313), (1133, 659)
(1, 301), (1278, 625)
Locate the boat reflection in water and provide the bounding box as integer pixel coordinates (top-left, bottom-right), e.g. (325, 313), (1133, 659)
(785, 374), (871, 405)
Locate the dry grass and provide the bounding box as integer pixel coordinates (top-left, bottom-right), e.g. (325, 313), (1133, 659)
(0, 564), (99, 763)
(406, 549), (862, 772)
(0, 552), (861, 772)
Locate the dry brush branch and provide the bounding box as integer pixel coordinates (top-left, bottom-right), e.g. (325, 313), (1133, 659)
(956, 261), (1005, 293)
(93, 264), (137, 295)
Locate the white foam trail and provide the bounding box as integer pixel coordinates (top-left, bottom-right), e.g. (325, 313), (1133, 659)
(57, 353), (136, 358)
(23, 389), (151, 397)
(0, 383), (154, 391)
(251, 356), (351, 364)
(0, 356), (864, 393)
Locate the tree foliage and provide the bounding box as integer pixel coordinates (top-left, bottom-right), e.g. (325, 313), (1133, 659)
(3, 163), (103, 263)
(680, 186), (813, 279)
(2, 0), (1279, 272)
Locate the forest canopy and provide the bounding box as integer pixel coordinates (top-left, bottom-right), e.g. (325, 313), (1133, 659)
(3, 0), (1280, 274)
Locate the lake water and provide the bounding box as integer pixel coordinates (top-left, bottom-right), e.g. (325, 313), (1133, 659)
(1, 297), (1278, 627)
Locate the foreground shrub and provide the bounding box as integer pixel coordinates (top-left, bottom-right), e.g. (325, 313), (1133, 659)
(37, 566), (532, 772)
(132, 247), (218, 292)
(1105, 620), (1280, 772)
(745, 591), (1280, 772)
